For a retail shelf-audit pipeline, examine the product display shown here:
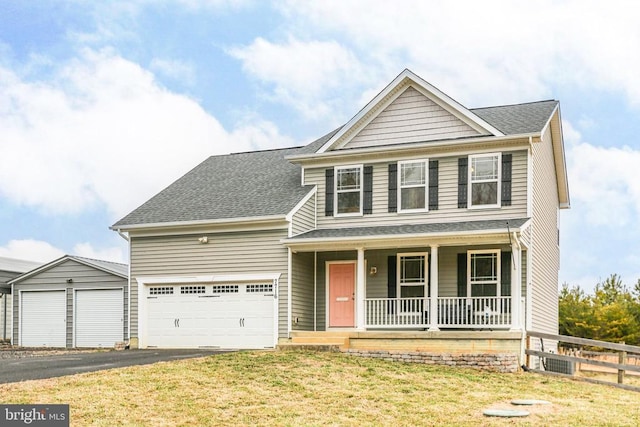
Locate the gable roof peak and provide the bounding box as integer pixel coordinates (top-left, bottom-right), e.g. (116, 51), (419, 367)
(317, 69), (504, 153)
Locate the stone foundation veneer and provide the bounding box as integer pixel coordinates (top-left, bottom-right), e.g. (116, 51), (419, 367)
(345, 349), (519, 373)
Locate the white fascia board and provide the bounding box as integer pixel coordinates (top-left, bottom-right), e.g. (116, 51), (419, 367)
(285, 187), (317, 222)
(111, 215), (288, 233)
(288, 133), (537, 165)
(316, 69), (503, 153)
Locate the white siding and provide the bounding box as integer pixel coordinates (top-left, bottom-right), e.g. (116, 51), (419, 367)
(530, 126), (561, 334)
(129, 229), (289, 340)
(343, 87), (482, 150)
(291, 194), (316, 236)
(308, 150), (528, 229)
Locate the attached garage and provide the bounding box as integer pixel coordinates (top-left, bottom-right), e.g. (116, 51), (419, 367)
(21, 290), (66, 347)
(9, 255), (128, 348)
(138, 276), (278, 349)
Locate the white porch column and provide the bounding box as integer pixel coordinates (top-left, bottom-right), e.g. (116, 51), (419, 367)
(510, 243), (522, 331)
(428, 245), (439, 331)
(356, 247), (366, 330)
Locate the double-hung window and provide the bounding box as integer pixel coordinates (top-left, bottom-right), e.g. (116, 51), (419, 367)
(467, 250), (500, 297)
(469, 153), (501, 208)
(398, 160), (428, 212)
(335, 165), (362, 215)
(397, 253), (427, 313)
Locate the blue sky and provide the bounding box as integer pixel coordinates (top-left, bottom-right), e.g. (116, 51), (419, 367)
(1, 1), (640, 293)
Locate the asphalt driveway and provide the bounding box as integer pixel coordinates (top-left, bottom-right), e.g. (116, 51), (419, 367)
(0, 349), (230, 384)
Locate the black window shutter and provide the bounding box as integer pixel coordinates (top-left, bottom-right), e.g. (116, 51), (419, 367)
(363, 165), (373, 215)
(388, 163), (397, 213)
(501, 251), (512, 296)
(457, 253), (467, 297)
(325, 169), (334, 216)
(387, 255), (397, 314)
(428, 160), (439, 210)
(501, 153), (512, 206)
(458, 158), (468, 208)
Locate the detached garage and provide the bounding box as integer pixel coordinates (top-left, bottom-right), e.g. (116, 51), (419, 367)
(9, 255), (128, 348)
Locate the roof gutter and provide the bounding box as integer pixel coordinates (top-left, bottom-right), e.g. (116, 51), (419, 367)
(111, 214), (288, 233)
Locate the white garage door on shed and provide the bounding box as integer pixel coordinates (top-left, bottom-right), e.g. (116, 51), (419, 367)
(21, 290), (66, 347)
(144, 282), (276, 349)
(75, 289), (124, 348)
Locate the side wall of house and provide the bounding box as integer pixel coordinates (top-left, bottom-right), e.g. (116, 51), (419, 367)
(12, 260), (128, 347)
(129, 228), (290, 340)
(531, 127), (560, 334)
(306, 150), (528, 229)
(291, 193), (316, 236)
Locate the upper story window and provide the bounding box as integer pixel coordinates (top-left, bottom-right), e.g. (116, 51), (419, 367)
(467, 250), (500, 297)
(399, 160), (428, 212)
(469, 153), (501, 208)
(335, 165), (362, 216)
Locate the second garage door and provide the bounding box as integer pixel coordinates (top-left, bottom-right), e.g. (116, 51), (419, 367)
(21, 290), (66, 347)
(145, 283), (275, 349)
(75, 289), (124, 348)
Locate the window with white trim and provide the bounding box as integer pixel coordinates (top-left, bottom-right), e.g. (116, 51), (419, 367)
(335, 165), (362, 215)
(467, 250), (500, 297)
(399, 160), (428, 212)
(469, 153), (501, 208)
(397, 253), (427, 298)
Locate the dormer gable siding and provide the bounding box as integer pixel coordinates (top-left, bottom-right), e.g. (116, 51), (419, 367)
(342, 87), (484, 150)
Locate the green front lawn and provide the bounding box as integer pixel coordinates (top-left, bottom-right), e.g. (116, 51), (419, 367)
(1, 351), (638, 426)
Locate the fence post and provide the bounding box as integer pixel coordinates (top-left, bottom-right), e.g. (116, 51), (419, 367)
(618, 341), (626, 384)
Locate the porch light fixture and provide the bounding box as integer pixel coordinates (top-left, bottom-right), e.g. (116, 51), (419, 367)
(369, 266), (377, 276)
(198, 236), (208, 244)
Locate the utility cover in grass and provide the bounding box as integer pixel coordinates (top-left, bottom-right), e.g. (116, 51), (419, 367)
(483, 409), (530, 417)
(511, 399), (551, 406)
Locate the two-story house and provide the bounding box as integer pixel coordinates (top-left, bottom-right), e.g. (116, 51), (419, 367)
(112, 69), (569, 368)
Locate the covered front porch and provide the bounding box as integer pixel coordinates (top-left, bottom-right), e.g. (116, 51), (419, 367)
(284, 219), (529, 337)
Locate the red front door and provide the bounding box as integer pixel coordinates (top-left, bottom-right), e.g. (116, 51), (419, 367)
(329, 263), (355, 327)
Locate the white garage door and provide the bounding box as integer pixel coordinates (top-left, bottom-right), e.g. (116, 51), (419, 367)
(145, 283), (275, 349)
(75, 289), (123, 348)
(21, 290), (66, 347)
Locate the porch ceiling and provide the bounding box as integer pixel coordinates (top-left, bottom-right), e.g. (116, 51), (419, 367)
(283, 218), (530, 251)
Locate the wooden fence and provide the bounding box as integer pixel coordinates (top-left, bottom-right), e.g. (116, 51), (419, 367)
(526, 331), (640, 392)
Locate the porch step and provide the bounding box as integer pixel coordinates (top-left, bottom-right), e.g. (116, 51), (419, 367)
(277, 343), (341, 352)
(289, 331), (351, 350)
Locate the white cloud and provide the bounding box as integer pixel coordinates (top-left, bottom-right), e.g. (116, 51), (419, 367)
(149, 58), (196, 85)
(0, 240), (65, 264)
(230, 1), (640, 112)
(228, 37), (368, 120)
(564, 121), (640, 227)
(0, 48), (293, 220)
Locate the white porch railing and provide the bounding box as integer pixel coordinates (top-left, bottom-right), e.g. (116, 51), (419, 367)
(436, 297), (512, 328)
(365, 297), (429, 328)
(364, 296), (512, 329)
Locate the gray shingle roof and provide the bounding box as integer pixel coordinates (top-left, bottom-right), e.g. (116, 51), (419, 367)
(287, 218), (530, 241)
(113, 146), (314, 227)
(113, 98), (557, 228)
(471, 100), (558, 135)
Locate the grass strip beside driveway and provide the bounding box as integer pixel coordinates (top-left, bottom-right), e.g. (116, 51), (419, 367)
(0, 351), (638, 426)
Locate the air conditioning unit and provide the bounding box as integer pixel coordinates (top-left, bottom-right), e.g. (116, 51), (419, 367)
(546, 357), (575, 375)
